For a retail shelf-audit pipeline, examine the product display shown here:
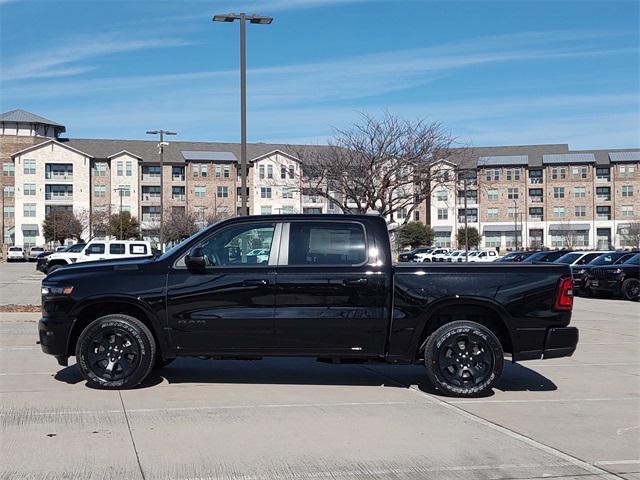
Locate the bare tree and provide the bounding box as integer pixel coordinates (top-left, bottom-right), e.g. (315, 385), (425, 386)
(164, 210), (199, 243)
(42, 210), (83, 245)
(294, 112), (461, 224)
(621, 222), (640, 248)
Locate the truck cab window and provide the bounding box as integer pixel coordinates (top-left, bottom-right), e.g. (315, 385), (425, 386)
(86, 243), (105, 255)
(288, 222), (366, 266)
(199, 223), (275, 266)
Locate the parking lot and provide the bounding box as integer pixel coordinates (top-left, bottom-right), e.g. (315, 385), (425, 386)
(1, 262), (639, 480)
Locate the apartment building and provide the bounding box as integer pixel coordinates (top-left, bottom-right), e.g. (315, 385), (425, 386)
(428, 145), (640, 250)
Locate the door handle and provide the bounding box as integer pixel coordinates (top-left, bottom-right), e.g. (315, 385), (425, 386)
(243, 279), (268, 286)
(343, 278), (368, 286)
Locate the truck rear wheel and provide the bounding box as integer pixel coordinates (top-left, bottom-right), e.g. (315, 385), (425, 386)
(75, 314), (156, 389)
(424, 320), (503, 397)
(622, 279), (640, 301)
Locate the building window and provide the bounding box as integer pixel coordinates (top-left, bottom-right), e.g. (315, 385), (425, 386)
(574, 187), (586, 198)
(217, 186), (229, 198)
(282, 187), (294, 199)
(261, 206), (272, 215)
(551, 167), (566, 180)
(194, 186), (205, 197)
(215, 165), (222, 178)
(485, 169), (500, 181)
(529, 207), (543, 221)
(3, 206), (14, 218)
(193, 164), (200, 177)
(597, 206), (611, 220)
(23, 159), (36, 175)
(172, 186), (185, 201)
(575, 206), (586, 217)
(116, 161), (124, 176)
(267, 165), (273, 179)
(201, 164), (208, 177)
(571, 166), (588, 179)
(487, 189), (498, 201)
(553, 207), (565, 218)
(414, 211), (420, 221)
(289, 166), (295, 179)
(172, 166), (185, 181)
(596, 186), (611, 201)
(507, 207), (516, 219)
(260, 187), (272, 199)
(23, 183), (36, 196)
(3, 162), (15, 177)
(259, 164), (265, 179)
(621, 205), (634, 217)
(553, 187), (565, 198)
(506, 168), (520, 181)
(596, 167), (610, 180)
(507, 187), (519, 200)
(437, 208), (448, 220)
(619, 165), (636, 177)
(281, 165), (287, 179)
(125, 161), (132, 176)
(622, 185), (634, 197)
(484, 232), (501, 248)
(3, 186), (14, 198)
(223, 166), (230, 178)
(94, 185), (106, 197)
(93, 162), (107, 177)
(434, 232), (452, 248)
(436, 190), (447, 202)
(24, 203), (36, 218)
(487, 208), (498, 220)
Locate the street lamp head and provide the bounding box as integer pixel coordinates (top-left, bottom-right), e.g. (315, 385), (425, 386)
(250, 15), (273, 24)
(213, 13), (238, 22)
(165, 131), (177, 136)
(146, 130), (159, 135)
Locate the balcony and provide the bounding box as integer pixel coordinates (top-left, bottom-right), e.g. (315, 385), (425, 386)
(45, 193), (73, 202)
(45, 172), (73, 182)
(529, 178), (543, 185)
(142, 215), (160, 223)
(596, 195), (611, 202)
(529, 197), (543, 203)
(172, 175), (185, 182)
(171, 194), (186, 202)
(529, 215), (544, 221)
(458, 216), (478, 224)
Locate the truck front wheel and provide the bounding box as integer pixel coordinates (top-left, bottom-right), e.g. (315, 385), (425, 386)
(424, 320), (504, 397)
(622, 279), (640, 301)
(75, 314), (156, 389)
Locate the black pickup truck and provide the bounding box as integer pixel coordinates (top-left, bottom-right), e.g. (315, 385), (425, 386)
(39, 214), (578, 397)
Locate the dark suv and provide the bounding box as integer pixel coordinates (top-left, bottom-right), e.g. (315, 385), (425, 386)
(572, 251), (637, 296)
(588, 253), (640, 301)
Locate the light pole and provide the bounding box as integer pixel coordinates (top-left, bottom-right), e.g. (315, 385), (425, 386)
(146, 129), (177, 249)
(513, 199), (519, 250)
(213, 12), (273, 216)
(113, 186), (128, 240)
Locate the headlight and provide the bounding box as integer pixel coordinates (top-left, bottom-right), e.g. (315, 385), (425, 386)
(614, 268), (624, 275)
(577, 269), (586, 275)
(41, 286), (74, 296)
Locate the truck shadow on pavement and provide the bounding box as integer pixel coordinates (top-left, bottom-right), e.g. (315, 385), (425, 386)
(54, 357), (557, 397)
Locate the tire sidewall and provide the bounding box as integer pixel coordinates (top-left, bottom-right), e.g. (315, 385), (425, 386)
(76, 315), (155, 389)
(426, 321), (504, 397)
(623, 279), (640, 301)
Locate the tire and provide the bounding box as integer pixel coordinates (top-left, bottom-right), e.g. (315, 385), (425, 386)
(424, 320), (504, 397)
(47, 264), (62, 274)
(622, 278), (640, 301)
(75, 314), (156, 389)
(422, 258), (431, 263)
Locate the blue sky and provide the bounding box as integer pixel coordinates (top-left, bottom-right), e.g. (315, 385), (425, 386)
(1, 0), (638, 149)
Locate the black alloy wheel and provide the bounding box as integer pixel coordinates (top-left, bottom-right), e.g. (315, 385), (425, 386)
(76, 314), (156, 389)
(622, 278), (640, 301)
(424, 320), (504, 397)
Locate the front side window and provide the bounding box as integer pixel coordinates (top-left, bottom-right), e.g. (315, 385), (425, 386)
(288, 222), (366, 266)
(198, 223), (275, 266)
(110, 243), (125, 254)
(86, 243), (105, 255)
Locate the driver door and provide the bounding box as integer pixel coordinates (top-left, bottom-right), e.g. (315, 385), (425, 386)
(166, 221), (280, 354)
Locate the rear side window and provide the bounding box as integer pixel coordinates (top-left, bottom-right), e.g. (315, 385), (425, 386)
(130, 244), (148, 255)
(86, 243), (105, 255)
(288, 222), (366, 266)
(109, 243), (125, 255)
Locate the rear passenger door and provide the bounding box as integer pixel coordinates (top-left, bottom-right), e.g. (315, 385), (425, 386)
(274, 220), (388, 355)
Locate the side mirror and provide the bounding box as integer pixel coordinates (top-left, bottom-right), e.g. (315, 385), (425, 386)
(185, 247), (207, 274)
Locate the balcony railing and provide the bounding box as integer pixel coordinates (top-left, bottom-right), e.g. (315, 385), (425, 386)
(142, 215), (160, 223)
(45, 194), (73, 201)
(596, 175), (611, 182)
(529, 178), (543, 184)
(529, 215), (543, 221)
(45, 172), (73, 181)
(142, 194), (161, 201)
(596, 195), (611, 202)
(172, 194), (186, 201)
(529, 197), (543, 203)
(172, 175), (185, 182)
(458, 216), (478, 223)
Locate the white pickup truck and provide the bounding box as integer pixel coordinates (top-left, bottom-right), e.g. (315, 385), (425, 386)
(43, 240), (153, 274)
(467, 249), (501, 263)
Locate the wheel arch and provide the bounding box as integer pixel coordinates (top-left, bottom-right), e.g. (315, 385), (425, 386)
(411, 297), (514, 360)
(68, 296), (167, 359)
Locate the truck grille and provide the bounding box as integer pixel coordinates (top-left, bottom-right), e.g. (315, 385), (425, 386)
(590, 268), (616, 280)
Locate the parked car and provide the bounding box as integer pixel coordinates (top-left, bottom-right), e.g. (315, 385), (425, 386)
(588, 253), (640, 301)
(398, 247), (432, 262)
(40, 214), (578, 397)
(572, 251), (637, 296)
(7, 246), (26, 262)
(27, 246), (46, 262)
(415, 248), (451, 262)
(43, 240), (150, 274)
(467, 249), (500, 263)
(553, 251), (608, 266)
(39, 243), (87, 274)
(446, 250), (465, 262)
(522, 250), (572, 263)
(495, 251), (539, 263)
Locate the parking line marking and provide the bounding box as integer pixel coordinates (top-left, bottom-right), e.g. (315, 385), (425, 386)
(0, 346), (40, 351)
(361, 366), (621, 480)
(526, 362), (638, 367)
(449, 397), (639, 404)
(595, 460), (640, 466)
(0, 372), (52, 376)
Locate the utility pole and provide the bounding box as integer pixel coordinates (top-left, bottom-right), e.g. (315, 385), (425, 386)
(146, 130), (177, 250)
(513, 199), (518, 250)
(113, 186), (127, 240)
(213, 13), (273, 216)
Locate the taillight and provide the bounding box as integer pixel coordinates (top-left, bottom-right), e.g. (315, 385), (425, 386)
(554, 276), (574, 311)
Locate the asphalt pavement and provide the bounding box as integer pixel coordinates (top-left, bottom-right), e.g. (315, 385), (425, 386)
(1, 295), (639, 480)
(0, 261), (42, 306)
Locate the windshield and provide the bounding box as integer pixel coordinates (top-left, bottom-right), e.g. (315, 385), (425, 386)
(9, 247), (22, 251)
(66, 243), (86, 253)
(554, 252), (582, 264)
(622, 253), (640, 265)
(158, 228), (209, 261)
(526, 251), (550, 262)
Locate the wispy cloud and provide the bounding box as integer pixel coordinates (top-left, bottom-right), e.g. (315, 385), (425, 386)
(0, 33), (194, 81)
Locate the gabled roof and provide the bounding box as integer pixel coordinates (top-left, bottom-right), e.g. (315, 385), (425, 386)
(249, 149), (302, 164)
(107, 150), (143, 160)
(0, 109), (66, 131)
(10, 139), (92, 159)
